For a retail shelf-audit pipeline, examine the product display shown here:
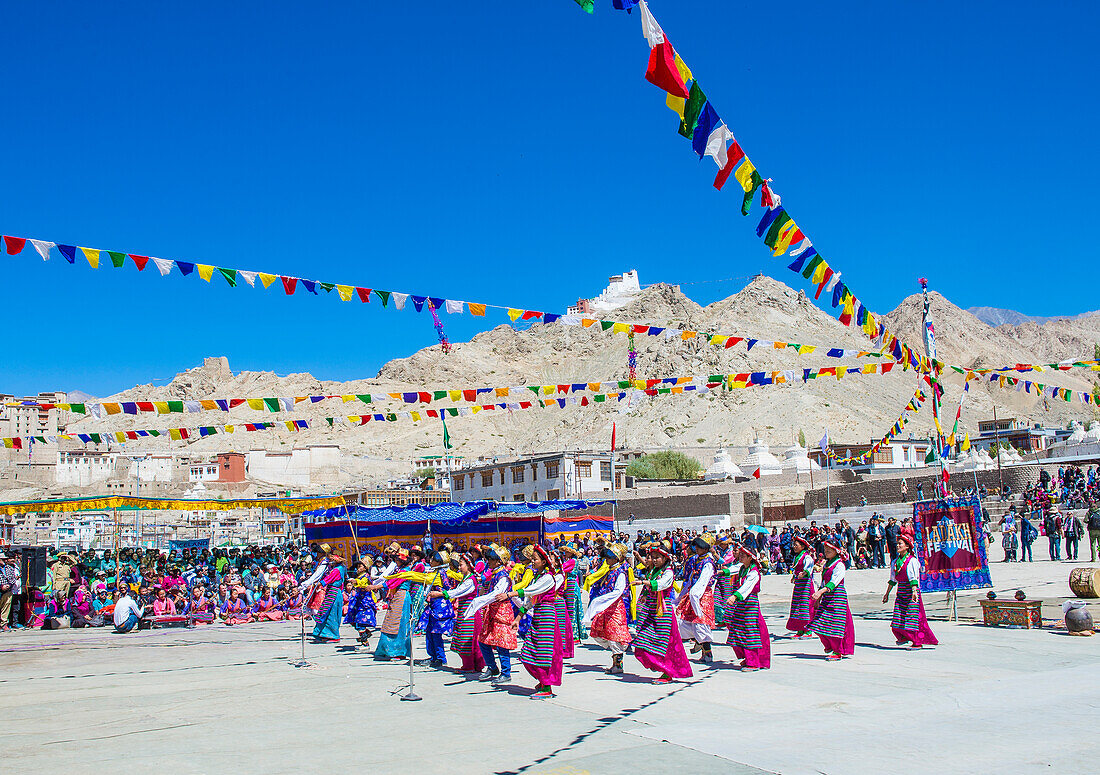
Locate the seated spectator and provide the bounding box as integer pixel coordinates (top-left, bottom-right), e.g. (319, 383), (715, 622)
(113, 589), (145, 633)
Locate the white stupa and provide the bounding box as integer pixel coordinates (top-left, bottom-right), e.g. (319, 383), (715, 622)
(781, 443), (821, 473)
(740, 438), (784, 477)
(976, 448), (995, 469)
(954, 450), (975, 470)
(1007, 447), (1025, 465)
(1086, 423), (1100, 442)
(704, 448), (745, 481)
(1067, 421), (1087, 444)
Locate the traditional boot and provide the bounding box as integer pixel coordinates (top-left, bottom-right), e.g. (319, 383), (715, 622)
(607, 653), (625, 674)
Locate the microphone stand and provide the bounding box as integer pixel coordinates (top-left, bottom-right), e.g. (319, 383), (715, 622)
(291, 585), (312, 669)
(399, 564), (445, 702)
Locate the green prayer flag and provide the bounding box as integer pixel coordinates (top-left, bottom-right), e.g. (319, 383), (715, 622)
(69, 403), (86, 414)
(600, 321), (614, 331)
(679, 83), (706, 138)
(217, 267), (237, 287)
(573, 0), (594, 12)
(325, 418), (334, 426)
(89, 434), (101, 443)
(593, 394), (607, 403)
(446, 407), (458, 417)
(263, 398), (279, 412)
(386, 413), (397, 422)
(149, 430), (161, 437)
(356, 394), (371, 403)
(167, 401), (184, 413)
(618, 380), (630, 388)
(801, 255), (824, 280)
(433, 391), (447, 401)
(442, 414), (453, 450)
(375, 290), (390, 307)
(319, 282), (335, 293)
(107, 251), (127, 268)
(763, 211), (792, 248)
(924, 446), (936, 463)
(741, 171), (764, 215)
(528, 386), (541, 395)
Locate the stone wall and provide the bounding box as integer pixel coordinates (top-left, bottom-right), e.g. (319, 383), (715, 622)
(587, 492), (741, 523)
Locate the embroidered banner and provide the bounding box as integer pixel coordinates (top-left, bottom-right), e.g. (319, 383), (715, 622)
(913, 496), (992, 593)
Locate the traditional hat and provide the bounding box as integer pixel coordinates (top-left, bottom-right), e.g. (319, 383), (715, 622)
(430, 549), (450, 566)
(897, 532), (915, 551)
(531, 544), (558, 573)
(557, 542), (581, 557)
(521, 544), (537, 563)
(602, 543), (628, 563)
(691, 533), (714, 552)
(647, 540), (673, 563)
(385, 542), (401, 554)
(319, 543), (333, 555)
(821, 537), (848, 561)
(791, 534), (812, 549)
(485, 544), (510, 564)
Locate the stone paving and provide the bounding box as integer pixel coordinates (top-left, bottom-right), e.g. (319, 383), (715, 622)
(1, 559), (1097, 774)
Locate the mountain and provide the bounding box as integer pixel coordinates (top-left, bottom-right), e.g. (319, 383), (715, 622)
(28, 277), (1100, 486)
(968, 306), (1100, 327)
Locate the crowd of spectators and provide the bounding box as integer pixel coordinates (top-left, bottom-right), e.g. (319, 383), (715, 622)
(998, 465), (1099, 562)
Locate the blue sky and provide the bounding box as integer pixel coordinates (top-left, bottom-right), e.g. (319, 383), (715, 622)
(2, 2), (1096, 397)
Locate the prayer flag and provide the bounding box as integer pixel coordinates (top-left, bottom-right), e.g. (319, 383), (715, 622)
(713, 141), (745, 190)
(3, 236), (26, 254)
(645, 40), (689, 99)
(81, 247), (101, 268)
(639, 1), (664, 48)
(691, 103), (720, 158)
(679, 82), (706, 139)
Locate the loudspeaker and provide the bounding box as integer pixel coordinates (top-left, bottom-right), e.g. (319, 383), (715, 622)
(21, 546), (47, 588)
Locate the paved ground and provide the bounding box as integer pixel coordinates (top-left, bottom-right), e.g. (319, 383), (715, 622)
(2, 559), (1098, 774)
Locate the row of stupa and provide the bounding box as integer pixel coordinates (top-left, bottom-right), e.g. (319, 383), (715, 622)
(703, 439), (820, 480)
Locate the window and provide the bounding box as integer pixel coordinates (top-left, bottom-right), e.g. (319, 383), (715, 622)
(600, 461), (612, 481)
(511, 466), (525, 483)
(531, 465), (537, 481)
(575, 461), (592, 478)
(454, 475), (464, 491)
(513, 494), (525, 502)
(873, 448), (893, 464)
(546, 489), (560, 501)
(481, 471), (494, 488)
(545, 461), (559, 479)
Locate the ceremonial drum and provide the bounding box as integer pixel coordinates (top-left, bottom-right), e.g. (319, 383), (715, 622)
(1068, 567), (1100, 599)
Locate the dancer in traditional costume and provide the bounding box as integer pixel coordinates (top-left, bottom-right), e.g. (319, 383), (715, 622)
(677, 535), (718, 664)
(883, 533), (938, 649)
(724, 542), (771, 671)
(555, 544), (580, 658)
(375, 549), (416, 660)
(282, 585), (305, 620)
(220, 588), (253, 626)
(558, 543), (586, 641)
(436, 553), (485, 673)
(809, 539), (855, 660)
(786, 534), (816, 638)
(511, 553), (535, 642)
(465, 545), (515, 685)
(712, 534), (737, 629)
(511, 545), (564, 698)
(416, 551), (455, 668)
(184, 585), (214, 624)
(583, 543), (633, 675)
(632, 541), (692, 683)
(308, 552), (346, 643)
(344, 570), (381, 648)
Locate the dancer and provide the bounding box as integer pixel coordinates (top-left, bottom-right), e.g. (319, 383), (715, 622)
(786, 534), (816, 638)
(512, 545), (564, 698)
(809, 539), (855, 660)
(883, 533), (938, 649)
(185, 584), (214, 624)
(583, 543), (633, 675)
(724, 542), (771, 671)
(713, 534), (737, 629)
(558, 543), (586, 641)
(465, 545), (515, 685)
(344, 565), (381, 648)
(555, 545), (579, 659)
(632, 541), (692, 683)
(677, 534), (718, 664)
(375, 549), (415, 660)
(308, 552), (346, 643)
(416, 551), (456, 669)
(435, 552), (485, 673)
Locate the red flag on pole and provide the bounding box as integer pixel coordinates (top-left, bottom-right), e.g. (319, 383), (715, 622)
(611, 422), (616, 452)
(752, 468), (761, 479)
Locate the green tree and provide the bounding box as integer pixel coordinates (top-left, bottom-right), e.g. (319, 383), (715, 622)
(798, 429), (806, 447)
(624, 451), (702, 480)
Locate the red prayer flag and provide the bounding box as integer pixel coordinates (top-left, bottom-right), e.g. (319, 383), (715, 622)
(136, 402), (154, 412)
(814, 267), (834, 299)
(462, 389), (476, 402)
(281, 276), (297, 295)
(521, 310), (543, 320)
(752, 468), (761, 479)
(356, 287), (372, 303)
(611, 422), (616, 452)
(3, 236), (26, 254)
(644, 40), (690, 99)
(713, 142), (745, 190)
(129, 254), (150, 271)
(418, 391), (432, 403)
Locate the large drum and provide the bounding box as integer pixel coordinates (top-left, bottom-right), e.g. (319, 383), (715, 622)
(1068, 567), (1100, 598)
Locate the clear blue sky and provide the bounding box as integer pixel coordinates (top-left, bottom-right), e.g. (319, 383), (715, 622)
(2, 1), (1096, 397)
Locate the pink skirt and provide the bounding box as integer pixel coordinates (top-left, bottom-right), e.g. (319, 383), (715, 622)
(256, 610), (284, 622)
(891, 592), (939, 647)
(634, 609), (693, 679)
(731, 612), (772, 669)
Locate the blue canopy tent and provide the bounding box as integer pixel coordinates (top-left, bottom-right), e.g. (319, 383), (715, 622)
(303, 500), (606, 559)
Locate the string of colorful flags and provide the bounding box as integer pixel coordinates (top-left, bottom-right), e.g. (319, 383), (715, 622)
(950, 360), (1100, 376)
(5, 362), (906, 418)
(984, 373), (1098, 405)
(584, 1), (929, 373)
(1, 233), (911, 366)
(0, 362), (917, 449)
(824, 386), (929, 465)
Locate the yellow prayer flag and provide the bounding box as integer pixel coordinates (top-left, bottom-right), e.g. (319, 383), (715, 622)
(341, 394), (355, 403)
(734, 159), (757, 192)
(612, 322), (629, 334)
(3, 439), (13, 449)
(811, 260), (829, 285)
(862, 364), (878, 374)
(468, 303), (486, 317)
(666, 92), (686, 119)
(81, 247), (100, 268)
(258, 273), (278, 288)
(169, 429), (182, 440)
(114, 432), (126, 442)
(225, 425), (235, 433)
(711, 335), (728, 346)
(336, 284), (354, 301)
(247, 398), (264, 410)
(961, 433), (971, 452)
(508, 309), (523, 322)
(448, 390), (462, 401)
(471, 406), (482, 415)
(153, 401), (170, 414)
(673, 53), (693, 83)
(104, 403), (121, 415)
(285, 421), (295, 431)
(772, 221), (800, 256)
(196, 264), (214, 282)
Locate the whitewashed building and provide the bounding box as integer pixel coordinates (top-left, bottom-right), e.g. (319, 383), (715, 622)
(56, 451), (119, 487)
(451, 452), (629, 503)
